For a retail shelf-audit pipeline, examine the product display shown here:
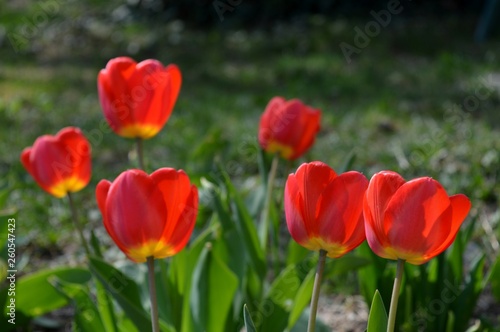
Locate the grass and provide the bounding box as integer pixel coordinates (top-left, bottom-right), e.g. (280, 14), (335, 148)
(2, 0), (500, 306)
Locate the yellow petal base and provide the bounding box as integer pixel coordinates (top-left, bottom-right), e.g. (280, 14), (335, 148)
(267, 141), (294, 159)
(49, 177), (87, 198)
(126, 241), (177, 263)
(118, 124), (161, 139)
(302, 237), (347, 258)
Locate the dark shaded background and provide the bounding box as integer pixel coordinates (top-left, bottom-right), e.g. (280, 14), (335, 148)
(135, 0), (488, 28)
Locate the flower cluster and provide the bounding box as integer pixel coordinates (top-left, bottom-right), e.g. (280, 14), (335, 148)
(20, 55), (472, 332)
(257, 93), (471, 266)
(284, 163), (471, 265)
(21, 57), (197, 264)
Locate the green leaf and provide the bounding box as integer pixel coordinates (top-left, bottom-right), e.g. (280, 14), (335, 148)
(1, 267), (91, 318)
(187, 244), (239, 332)
(212, 227), (249, 325)
(446, 235), (464, 287)
(445, 310), (455, 332)
(244, 304), (258, 332)
(487, 254), (500, 301)
(357, 242), (391, 306)
(95, 278), (119, 332)
(179, 228), (220, 331)
(286, 240), (310, 266)
(287, 268), (315, 330)
(205, 245), (239, 331)
(367, 290), (387, 332)
(222, 171), (266, 278)
(50, 276), (106, 332)
(211, 184), (236, 231)
(89, 257), (154, 332)
(259, 259), (315, 332)
(452, 255), (485, 332)
(155, 259), (177, 328)
(90, 230), (104, 258)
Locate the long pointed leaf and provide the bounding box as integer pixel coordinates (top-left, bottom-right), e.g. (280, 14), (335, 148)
(287, 268), (315, 330)
(89, 256), (174, 332)
(1, 267), (91, 318)
(452, 255), (485, 332)
(223, 172), (266, 278)
(50, 276), (106, 332)
(188, 244), (239, 332)
(367, 290), (387, 332)
(244, 304), (258, 332)
(259, 259), (315, 332)
(488, 254), (500, 301)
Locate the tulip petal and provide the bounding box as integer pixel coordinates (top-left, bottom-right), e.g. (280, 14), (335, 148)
(292, 105), (321, 160)
(318, 171), (368, 254)
(98, 57), (137, 133)
(96, 179), (131, 255)
(269, 100), (312, 160)
(384, 177), (451, 257)
(96, 180), (111, 220)
(364, 171), (405, 250)
(152, 169), (192, 232)
(98, 76), (131, 133)
(258, 96), (287, 148)
(151, 168), (198, 257)
(284, 173), (310, 246)
(57, 128), (92, 188)
(20, 128), (91, 198)
(363, 198), (396, 260)
(20, 147), (34, 178)
(164, 64), (182, 117)
(98, 57), (181, 139)
(104, 170), (168, 262)
(258, 97), (320, 160)
(128, 60), (164, 129)
(167, 187), (198, 255)
(424, 193), (471, 261)
(284, 161), (369, 257)
(295, 162), (337, 230)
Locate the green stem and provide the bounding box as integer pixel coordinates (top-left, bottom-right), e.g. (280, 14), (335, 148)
(136, 137), (145, 171)
(67, 192), (90, 257)
(307, 250), (327, 332)
(387, 259), (405, 332)
(259, 153), (279, 249)
(147, 256), (160, 332)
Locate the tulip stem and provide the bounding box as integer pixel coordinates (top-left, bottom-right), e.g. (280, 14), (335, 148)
(67, 192), (91, 257)
(260, 153), (279, 249)
(308, 249), (327, 332)
(147, 256), (160, 332)
(387, 258), (405, 332)
(136, 137), (145, 171)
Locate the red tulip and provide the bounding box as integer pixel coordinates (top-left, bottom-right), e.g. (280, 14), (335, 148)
(284, 161), (368, 258)
(21, 127), (91, 198)
(96, 168), (198, 262)
(97, 57), (181, 139)
(363, 171), (471, 265)
(258, 97), (321, 160)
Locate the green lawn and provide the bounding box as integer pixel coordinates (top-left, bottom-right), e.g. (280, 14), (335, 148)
(2, 0), (500, 303)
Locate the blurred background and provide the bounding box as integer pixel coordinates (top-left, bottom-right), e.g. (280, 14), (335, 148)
(1, 0), (500, 330)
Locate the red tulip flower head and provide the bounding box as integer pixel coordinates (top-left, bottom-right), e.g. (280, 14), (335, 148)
(96, 168), (198, 263)
(258, 97), (321, 160)
(97, 57), (182, 139)
(21, 127), (91, 198)
(363, 171), (471, 265)
(284, 161), (368, 258)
